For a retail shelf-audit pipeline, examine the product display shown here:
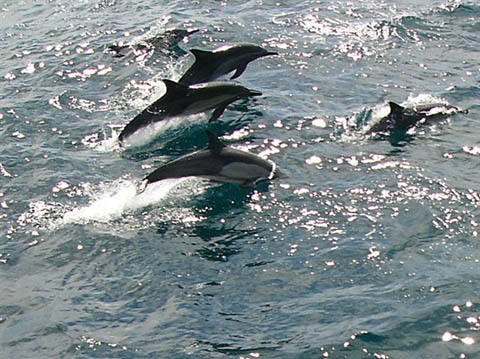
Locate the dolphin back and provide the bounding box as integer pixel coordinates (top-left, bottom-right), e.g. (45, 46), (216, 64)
(178, 49), (218, 85)
(144, 151), (222, 184)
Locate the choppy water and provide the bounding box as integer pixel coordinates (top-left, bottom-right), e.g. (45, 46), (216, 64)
(1, 0), (479, 358)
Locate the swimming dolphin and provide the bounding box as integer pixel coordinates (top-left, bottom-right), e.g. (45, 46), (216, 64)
(143, 130), (281, 187)
(178, 43), (278, 86)
(366, 101), (466, 134)
(118, 80), (262, 142)
(108, 28), (199, 57)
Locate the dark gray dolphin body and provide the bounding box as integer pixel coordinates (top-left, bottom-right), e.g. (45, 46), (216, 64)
(178, 43), (278, 86)
(366, 101), (465, 134)
(118, 80), (262, 142)
(144, 130), (281, 187)
(109, 28), (199, 57)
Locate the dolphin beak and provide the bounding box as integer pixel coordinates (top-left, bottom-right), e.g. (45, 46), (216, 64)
(187, 29), (200, 35)
(264, 51), (279, 57)
(248, 90), (263, 97)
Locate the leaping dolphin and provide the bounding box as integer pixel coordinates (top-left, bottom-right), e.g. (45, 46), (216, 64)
(108, 28), (199, 57)
(366, 101), (466, 134)
(118, 80), (262, 143)
(178, 43), (278, 86)
(143, 130), (281, 187)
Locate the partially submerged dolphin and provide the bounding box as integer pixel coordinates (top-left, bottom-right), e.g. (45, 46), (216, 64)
(365, 101), (466, 134)
(118, 80), (262, 142)
(109, 28), (199, 57)
(143, 130), (281, 187)
(178, 43), (278, 86)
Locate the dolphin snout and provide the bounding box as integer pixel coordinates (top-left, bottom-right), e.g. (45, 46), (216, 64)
(248, 90), (262, 97)
(264, 51), (279, 57)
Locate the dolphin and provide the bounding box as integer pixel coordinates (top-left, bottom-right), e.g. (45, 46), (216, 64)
(118, 80), (262, 142)
(366, 101), (466, 134)
(108, 28), (199, 57)
(178, 43), (278, 86)
(143, 130), (281, 187)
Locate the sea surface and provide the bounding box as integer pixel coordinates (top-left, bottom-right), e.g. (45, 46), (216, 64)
(1, 0), (479, 358)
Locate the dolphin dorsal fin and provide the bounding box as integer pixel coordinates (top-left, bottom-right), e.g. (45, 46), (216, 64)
(388, 101), (405, 114)
(190, 49), (214, 61)
(206, 130), (226, 150)
(162, 79), (190, 95)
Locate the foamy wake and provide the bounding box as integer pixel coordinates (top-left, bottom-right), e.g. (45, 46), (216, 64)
(17, 177), (202, 232)
(62, 178), (183, 224)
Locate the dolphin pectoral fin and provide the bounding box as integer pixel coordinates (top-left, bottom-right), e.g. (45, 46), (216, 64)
(230, 64), (247, 80)
(209, 103), (230, 122)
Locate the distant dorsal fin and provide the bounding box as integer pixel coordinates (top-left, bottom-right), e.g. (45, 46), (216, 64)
(190, 49), (214, 61)
(162, 79), (190, 95)
(206, 130), (226, 149)
(388, 101), (405, 114)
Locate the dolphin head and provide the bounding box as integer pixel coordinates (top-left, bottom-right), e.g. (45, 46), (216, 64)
(216, 43), (278, 59)
(149, 28), (199, 48)
(239, 44), (278, 59)
(165, 28), (199, 41)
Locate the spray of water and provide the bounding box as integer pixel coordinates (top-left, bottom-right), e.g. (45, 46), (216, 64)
(62, 178), (184, 224)
(17, 176), (201, 233)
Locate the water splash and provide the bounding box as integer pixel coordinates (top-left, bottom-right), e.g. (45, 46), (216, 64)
(62, 178), (183, 224)
(17, 177), (196, 231)
(119, 113), (209, 149)
(81, 125), (123, 152)
(334, 94), (461, 142)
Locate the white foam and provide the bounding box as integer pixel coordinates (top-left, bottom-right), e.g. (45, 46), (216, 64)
(17, 177), (206, 234)
(62, 178), (183, 225)
(81, 125), (122, 152)
(403, 93), (447, 107)
(123, 79), (167, 110)
(119, 113), (208, 149)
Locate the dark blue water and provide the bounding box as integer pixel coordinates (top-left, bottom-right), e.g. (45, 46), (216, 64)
(1, 1), (479, 358)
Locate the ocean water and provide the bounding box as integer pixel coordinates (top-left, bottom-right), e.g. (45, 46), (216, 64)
(1, 0), (479, 358)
